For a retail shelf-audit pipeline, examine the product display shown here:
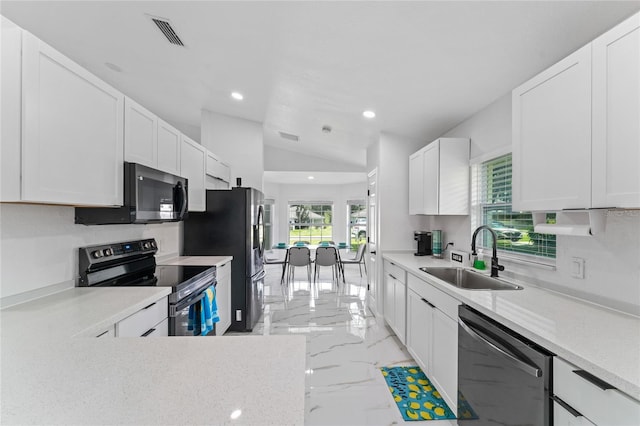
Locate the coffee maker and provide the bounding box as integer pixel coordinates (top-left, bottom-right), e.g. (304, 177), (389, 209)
(414, 231), (432, 256)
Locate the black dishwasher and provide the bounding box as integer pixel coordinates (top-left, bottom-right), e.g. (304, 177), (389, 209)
(457, 305), (554, 425)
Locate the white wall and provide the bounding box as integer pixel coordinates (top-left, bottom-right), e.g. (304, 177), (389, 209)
(265, 145), (366, 172)
(438, 94), (640, 314)
(263, 182), (367, 245)
(0, 204), (180, 302)
(375, 132), (431, 251)
(201, 110), (264, 191)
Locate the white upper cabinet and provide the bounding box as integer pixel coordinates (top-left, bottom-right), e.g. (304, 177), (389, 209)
(592, 13), (640, 208)
(513, 11), (640, 211)
(512, 45), (592, 211)
(21, 31), (124, 206)
(124, 97), (181, 176)
(1, 16), (22, 202)
(124, 97), (157, 168)
(409, 138), (469, 215)
(156, 118), (181, 176)
(180, 135), (206, 212)
(206, 151), (231, 183)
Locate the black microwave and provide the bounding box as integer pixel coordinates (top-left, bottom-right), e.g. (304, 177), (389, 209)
(75, 162), (188, 225)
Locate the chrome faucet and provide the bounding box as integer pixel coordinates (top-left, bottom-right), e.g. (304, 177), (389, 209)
(471, 225), (505, 278)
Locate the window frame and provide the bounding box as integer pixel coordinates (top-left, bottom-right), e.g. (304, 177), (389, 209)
(287, 201), (334, 244)
(471, 150), (556, 268)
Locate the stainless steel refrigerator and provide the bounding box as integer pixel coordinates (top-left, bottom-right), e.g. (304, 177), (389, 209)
(183, 187), (265, 332)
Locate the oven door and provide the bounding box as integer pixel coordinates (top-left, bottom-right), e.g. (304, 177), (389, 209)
(169, 291), (214, 336)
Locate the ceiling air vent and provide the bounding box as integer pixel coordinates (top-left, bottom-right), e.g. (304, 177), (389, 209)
(279, 131), (299, 142)
(150, 16), (185, 47)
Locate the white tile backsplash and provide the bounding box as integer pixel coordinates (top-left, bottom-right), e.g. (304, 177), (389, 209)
(0, 203), (180, 299)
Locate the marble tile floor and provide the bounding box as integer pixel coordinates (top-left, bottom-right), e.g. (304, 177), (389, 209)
(228, 263), (457, 425)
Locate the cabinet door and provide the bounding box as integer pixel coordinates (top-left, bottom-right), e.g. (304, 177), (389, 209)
(553, 401), (596, 426)
(592, 13), (640, 208)
(157, 119), (181, 176)
(124, 97), (157, 168)
(1, 17), (22, 202)
(512, 45), (592, 211)
(409, 150), (424, 215)
(206, 151), (230, 183)
(439, 139), (470, 215)
(180, 136), (206, 212)
(215, 262), (232, 335)
(407, 290), (433, 375)
(422, 142), (440, 215)
(21, 32), (124, 206)
(431, 309), (458, 414)
(384, 273), (395, 329)
(394, 279), (406, 344)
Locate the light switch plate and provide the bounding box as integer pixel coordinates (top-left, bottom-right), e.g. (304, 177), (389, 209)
(571, 257), (585, 279)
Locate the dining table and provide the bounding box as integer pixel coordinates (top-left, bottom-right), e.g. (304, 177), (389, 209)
(268, 243), (348, 284)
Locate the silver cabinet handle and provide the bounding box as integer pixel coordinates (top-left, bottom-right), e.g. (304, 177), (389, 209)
(459, 317), (542, 378)
(572, 369), (615, 391)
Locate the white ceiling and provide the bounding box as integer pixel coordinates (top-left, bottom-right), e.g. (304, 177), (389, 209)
(264, 171), (367, 186)
(2, 1), (640, 186)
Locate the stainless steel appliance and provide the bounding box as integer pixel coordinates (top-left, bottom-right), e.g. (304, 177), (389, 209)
(183, 187), (265, 332)
(78, 238), (216, 336)
(414, 231), (432, 256)
(458, 305), (554, 425)
(75, 162), (188, 225)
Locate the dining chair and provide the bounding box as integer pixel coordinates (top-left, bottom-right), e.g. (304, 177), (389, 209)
(314, 246), (340, 284)
(264, 249), (288, 285)
(287, 246), (312, 285)
(340, 243), (367, 276)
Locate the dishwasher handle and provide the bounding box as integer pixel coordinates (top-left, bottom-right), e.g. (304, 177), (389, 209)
(459, 317), (542, 378)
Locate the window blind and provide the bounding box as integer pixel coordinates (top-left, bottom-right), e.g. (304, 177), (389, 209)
(472, 154), (556, 259)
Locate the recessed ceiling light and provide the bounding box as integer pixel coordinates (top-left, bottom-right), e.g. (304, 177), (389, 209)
(363, 110), (376, 119)
(231, 92), (244, 101)
(230, 410), (242, 420)
(308, 176), (315, 180)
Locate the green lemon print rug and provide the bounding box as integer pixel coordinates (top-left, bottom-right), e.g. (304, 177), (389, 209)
(380, 366), (456, 421)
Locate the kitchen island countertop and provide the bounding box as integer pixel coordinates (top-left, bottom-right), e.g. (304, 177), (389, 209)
(383, 251), (640, 401)
(0, 287), (305, 425)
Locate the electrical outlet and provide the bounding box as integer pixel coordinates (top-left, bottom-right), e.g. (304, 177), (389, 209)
(236, 310), (242, 321)
(571, 257), (585, 279)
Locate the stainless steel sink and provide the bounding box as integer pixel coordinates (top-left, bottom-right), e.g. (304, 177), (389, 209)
(418, 267), (523, 291)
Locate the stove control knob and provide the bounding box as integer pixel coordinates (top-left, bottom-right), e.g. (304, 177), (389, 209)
(150, 241), (156, 248)
(103, 248), (113, 257)
(92, 250), (103, 259)
(143, 242), (151, 249)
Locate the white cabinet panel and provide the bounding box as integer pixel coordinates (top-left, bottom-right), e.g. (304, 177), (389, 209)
(394, 277), (406, 344)
(553, 400), (596, 426)
(215, 262), (232, 335)
(21, 32), (124, 206)
(407, 289), (433, 376)
(206, 151), (230, 183)
(423, 142), (440, 215)
(157, 119), (181, 176)
(115, 297), (168, 337)
(512, 45), (592, 211)
(124, 97), (157, 168)
(1, 16), (22, 202)
(592, 13), (640, 208)
(431, 308), (458, 414)
(180, 136), (206, 212)
(384, 272), (395, 330)
(409, 138), (469, 215)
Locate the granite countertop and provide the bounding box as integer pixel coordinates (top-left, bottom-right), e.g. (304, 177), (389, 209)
(0, 287), (305, 425)
(157, 255), (233, 267)
(383, 251), (640, 401)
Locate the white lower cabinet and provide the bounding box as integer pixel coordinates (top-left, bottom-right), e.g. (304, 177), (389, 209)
(554, 357), (640, 426)
(115, 296), (168, 337)
(215, 261), (232, 335)
(406, 272), (460, 414)
(383, 260), (406, 344)
(407, 289), (433, 375)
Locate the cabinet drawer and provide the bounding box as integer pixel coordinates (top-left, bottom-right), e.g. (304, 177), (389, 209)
(553, 399), (596, 426)
(407, 272), (460, 320)
(384, 260), (406, 284)
(116, 297), (168, 337)
(554, 357), (640, 425)
(142, 317), (168, 337)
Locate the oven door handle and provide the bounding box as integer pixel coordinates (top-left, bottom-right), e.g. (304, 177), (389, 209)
(171, 291), (206, 316)
(459, 317), (542, 378)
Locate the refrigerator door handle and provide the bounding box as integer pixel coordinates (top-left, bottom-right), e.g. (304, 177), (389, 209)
(254, 270), (267, 281)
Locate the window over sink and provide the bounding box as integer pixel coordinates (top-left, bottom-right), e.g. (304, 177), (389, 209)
(472, 153), (556, 262)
